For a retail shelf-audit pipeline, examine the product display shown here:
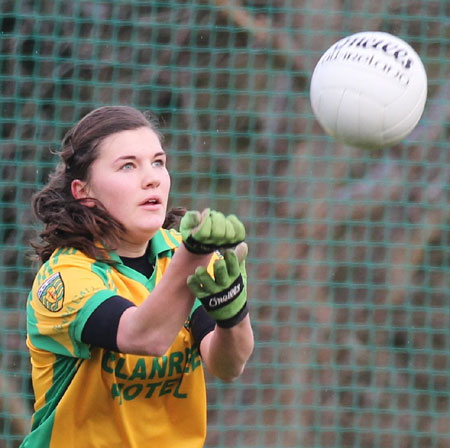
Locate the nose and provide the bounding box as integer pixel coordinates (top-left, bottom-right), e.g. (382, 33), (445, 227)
(142, 164), (160, 189)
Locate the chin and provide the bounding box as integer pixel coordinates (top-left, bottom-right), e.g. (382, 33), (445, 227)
(142, 220), (166, 236)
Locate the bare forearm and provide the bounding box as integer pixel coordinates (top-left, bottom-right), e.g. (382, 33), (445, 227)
(201, 315), (254, 382)
(117, 245), (211, 356)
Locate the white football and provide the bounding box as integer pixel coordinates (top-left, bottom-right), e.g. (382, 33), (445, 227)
(310, 31), (428, 149)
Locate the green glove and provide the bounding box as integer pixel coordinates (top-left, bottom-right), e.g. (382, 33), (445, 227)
(180, 208), (245, 254)
(187, 242), (248, 328)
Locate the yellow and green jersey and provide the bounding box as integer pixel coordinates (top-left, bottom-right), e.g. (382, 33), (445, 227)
(22, 229), (210, 448)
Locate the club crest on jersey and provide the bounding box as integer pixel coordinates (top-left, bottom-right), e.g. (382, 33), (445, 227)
(37, 272), (65, 312)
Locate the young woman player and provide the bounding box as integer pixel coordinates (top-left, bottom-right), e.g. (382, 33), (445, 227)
(22, 105), (254, 447)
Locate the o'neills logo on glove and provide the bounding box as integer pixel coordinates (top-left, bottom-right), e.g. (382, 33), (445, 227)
(209, 283), (241, 308)
(202, 275), (244, 311)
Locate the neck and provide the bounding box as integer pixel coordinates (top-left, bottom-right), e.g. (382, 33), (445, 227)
(116, 240), (149, 258)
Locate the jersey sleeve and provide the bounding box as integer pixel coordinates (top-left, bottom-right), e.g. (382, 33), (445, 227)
(81, 295), (135, 351)
(189, 304), (216, 350)
(27, 252), (118, 359)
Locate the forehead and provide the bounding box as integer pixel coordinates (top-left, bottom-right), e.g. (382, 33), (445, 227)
(97, 127), (163, 159)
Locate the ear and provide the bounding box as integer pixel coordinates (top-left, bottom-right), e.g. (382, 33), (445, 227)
(71, 179), (95, 206)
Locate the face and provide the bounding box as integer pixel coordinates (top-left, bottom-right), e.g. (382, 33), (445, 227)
(72, 126), (171, 255)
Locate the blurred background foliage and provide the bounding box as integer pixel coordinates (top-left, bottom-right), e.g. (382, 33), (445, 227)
(0, 1), (449, 447)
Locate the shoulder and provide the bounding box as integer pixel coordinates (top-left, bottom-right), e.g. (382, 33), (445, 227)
(48, 246), (96, 264)
(33, 247), (92, 277)
(30, 247), (115, 315)
(32, 247), (109, 294)
(155, 228), (182, 250)
(162, 227), (182, 244)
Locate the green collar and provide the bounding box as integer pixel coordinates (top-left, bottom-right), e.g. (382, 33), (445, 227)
(103, 229), (180, 285)
(107, 228), (179, 265)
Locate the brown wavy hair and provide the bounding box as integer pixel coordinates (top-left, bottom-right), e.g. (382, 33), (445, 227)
(32, 105), (185, 264)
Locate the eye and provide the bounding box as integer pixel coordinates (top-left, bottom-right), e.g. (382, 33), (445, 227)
(152, 158), (166, 168)
(120, 162), (135, 170)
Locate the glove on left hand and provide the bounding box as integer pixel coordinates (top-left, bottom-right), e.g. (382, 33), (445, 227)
(180, 208), (245, 254)
(187, 242), (248, 328)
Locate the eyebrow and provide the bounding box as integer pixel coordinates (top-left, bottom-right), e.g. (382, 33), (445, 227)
(113, 151), (166, 163)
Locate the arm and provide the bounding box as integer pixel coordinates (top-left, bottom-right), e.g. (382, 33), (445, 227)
(187, 242), (254, 381)
(117, 244), (211, 356)
(117, 209), (246, 357)
(200, 315), (253, 382)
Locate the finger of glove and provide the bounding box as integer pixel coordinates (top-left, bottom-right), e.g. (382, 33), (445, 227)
(227, 215), (246, 243)
(193, 209), (213, 241)
(187, 275), (205, 297)
(208, 210), (226, 244)
(180, 210), (201, 234)
(193, 266), (220, 293)
(234, 241), (248, 266)
(223, 249), (241, 278)
(212, 258), (232, 287)
(223, 218), (236, 243)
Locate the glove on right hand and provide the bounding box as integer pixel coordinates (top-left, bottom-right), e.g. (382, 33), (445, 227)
(180, 208), (245, 254)
(187, 242), (248, 328)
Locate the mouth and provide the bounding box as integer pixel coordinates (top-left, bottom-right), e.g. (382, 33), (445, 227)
(140, 197), (161, 207)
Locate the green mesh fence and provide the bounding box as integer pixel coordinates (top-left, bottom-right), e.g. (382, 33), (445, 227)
(1, 1), (449, 447)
